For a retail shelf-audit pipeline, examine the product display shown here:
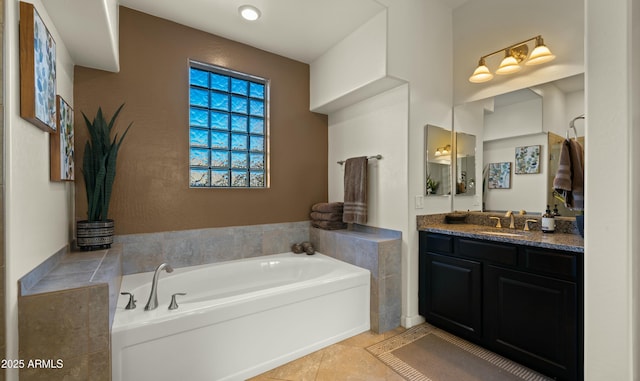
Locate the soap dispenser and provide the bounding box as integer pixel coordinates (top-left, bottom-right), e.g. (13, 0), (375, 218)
(553, 204), (561, 217)
(542, 205), (555, 233)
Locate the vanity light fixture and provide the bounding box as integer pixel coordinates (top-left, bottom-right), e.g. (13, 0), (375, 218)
(239, 4), (261, 21)
(526, 36), (556, 65)
(434, 145), (451, 156)
(468, 35), (555, 83)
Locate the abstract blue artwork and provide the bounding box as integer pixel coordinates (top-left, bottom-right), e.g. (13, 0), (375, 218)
(20, 2), (57, 132)
(50, 96), (74, 181)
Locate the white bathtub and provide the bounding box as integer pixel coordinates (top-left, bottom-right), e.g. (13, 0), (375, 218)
(111, 252), (370, 381)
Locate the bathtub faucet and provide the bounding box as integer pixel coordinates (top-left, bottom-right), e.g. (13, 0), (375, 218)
(144, 263), (174, 311)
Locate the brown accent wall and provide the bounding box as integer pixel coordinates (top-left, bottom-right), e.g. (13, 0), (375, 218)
(74, 7), (328, 235)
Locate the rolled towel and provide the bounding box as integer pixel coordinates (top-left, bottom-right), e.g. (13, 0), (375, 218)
(311, 220), (347, 231)
(311, 202), (344, 213)
(310, 211), (343, 221)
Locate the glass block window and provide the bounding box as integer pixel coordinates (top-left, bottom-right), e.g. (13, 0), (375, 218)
(189, 61), (268, 188)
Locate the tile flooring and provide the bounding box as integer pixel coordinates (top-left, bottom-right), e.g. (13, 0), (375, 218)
(248, 327), (407, 381)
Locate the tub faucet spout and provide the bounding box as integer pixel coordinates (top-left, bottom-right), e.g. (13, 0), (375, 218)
(144, 263), (174, 311)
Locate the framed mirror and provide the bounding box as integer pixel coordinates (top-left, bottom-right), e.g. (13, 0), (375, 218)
(425, 125), (452, 196)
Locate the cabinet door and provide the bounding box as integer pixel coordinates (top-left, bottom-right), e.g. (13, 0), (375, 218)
(419, 252), (482, 341)
(485, 265), (577, 381)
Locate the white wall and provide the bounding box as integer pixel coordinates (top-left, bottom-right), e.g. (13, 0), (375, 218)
(328, 84), (409, 231)
(483, 134), (547, 213)
(565, 90), (586, 137)
(5, 1), (75, 378)
(453, 0), (584, 105)
(484, 98), (542, 141)
(325, 0), (453, 329)
(533, 82), (568, 137)
(585, 0), (640, 378)
(310, 10), (404, 114)
(376, 0), (453, 328)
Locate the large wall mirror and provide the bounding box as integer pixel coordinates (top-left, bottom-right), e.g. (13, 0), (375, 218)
(425, 125), (452, 196)
(452, 73), (585, 216)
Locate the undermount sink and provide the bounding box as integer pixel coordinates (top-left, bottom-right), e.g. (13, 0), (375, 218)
(478, 231), (525, 237)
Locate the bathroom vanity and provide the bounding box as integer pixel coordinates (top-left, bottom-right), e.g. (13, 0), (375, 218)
(418, 222), (583, 381)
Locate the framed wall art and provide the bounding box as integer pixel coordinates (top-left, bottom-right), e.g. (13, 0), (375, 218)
(50, 96), (74, 181)
(20, 1), (57, 132)
(515, 145), (541, 174)
(488, 162), (512, 189)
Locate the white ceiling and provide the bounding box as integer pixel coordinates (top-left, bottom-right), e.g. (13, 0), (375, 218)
(45, 0), (469, 71)
(119, 0), (387, 64)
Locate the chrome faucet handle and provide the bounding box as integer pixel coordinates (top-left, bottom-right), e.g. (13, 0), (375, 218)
(120, 292), (137, 310)
(169, 293), (187, 310)
(524, 219), (538, 231)
(489, 216), (502, 228)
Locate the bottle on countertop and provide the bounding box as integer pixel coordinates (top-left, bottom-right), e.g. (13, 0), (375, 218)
(542, 205), (556, 233)
(553, 204), (561, 216)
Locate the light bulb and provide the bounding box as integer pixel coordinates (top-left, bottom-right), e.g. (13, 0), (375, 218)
(496, 53), (521, 75)
(526, 37), (556, 65)
(469, 58), (493, 83)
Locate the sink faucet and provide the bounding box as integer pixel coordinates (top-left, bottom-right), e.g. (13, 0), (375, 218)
(489, 216), (502, 228)
(505, 211), (515, 229)
(144, 263), (174, 311)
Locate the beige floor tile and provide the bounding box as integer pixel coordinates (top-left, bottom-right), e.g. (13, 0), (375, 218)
(314, 344), (391, 381)
(247, 349), (325, 381)
(338, 327), (406, 348)
(249, 329), (406, 381)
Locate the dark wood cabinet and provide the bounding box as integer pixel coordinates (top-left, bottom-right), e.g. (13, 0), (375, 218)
(418, 231), (583, 381)
(420, 252), (482, 341)
(485, 265), (578, 381)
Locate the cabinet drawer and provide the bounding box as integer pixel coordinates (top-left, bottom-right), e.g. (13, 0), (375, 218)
(456, 238), (518, 266)
(425, 233), (453, 254)
(524, 247), (578, 279)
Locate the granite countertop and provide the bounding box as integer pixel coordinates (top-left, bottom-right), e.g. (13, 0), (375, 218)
(417, 213), (584, 253)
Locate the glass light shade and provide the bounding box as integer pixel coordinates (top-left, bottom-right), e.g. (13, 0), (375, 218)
(239, 5), (261, 21)
(526, 45), (556, 65)
(469, 64), (493, 83)
(496, 55), (521, 75)
(435, 149), (441, 156)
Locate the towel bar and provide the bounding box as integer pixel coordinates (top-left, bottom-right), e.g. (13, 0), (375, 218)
(337, 154), (382, 165)
(566, 115), (585, 139)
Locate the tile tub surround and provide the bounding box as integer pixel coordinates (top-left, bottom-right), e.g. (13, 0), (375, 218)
(310, 224), (402, 333)
(18, 245), (119, 381)
(19, 244), (123, 327)
(115, 221), (310, 274)
(19, 284), (111, 381)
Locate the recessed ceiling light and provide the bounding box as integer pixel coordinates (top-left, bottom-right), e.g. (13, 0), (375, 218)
(239, 5), (261, 21)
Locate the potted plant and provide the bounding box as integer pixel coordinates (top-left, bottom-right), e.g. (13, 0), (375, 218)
(426, 175), (440, 195)
(76, 104), (132, 250)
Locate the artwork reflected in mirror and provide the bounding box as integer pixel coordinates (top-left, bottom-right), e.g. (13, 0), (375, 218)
(455, 132), (476, 196)
(425, 125), (452, 196)
(487, 162), (512, 189)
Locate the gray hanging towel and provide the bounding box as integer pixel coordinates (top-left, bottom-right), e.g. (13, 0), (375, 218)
(343, 156), (368, 224)
(553, 139), (584, 209)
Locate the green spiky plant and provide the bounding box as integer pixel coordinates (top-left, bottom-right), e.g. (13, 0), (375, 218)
(81, 104), (132, 222)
